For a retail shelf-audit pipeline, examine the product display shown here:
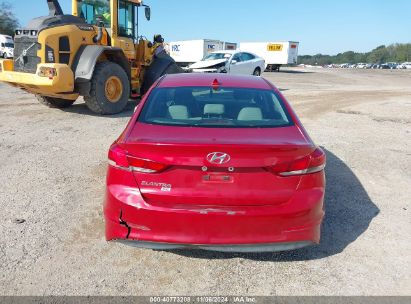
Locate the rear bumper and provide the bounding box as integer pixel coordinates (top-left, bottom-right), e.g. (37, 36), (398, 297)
(115, 240), (314, 253)
(104, 172), (325, 250)
(0, 60), (76, 98)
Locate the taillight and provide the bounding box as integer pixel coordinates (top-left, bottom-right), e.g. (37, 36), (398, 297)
(108, 143), (168, 173)
(271, 148), (326, 177)
(126, 156), (168, 173)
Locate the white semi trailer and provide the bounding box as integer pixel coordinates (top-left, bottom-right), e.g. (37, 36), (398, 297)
(239, 41), (299, 72)
(168, 39), (237, 67)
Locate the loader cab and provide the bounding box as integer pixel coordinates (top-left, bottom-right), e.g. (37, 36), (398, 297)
(74, 0), (149, 40)
(73, 0), (150, 59)
(77, 0), (112, 28)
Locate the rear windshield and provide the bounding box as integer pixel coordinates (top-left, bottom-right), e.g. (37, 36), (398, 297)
(138, 86), (294, 128)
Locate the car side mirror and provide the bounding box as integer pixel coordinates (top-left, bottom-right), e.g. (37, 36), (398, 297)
(231, 60), (237, 65)
(145, 6), (151, 21)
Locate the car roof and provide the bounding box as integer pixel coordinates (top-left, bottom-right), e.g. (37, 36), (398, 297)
(158, 73), (274, 90)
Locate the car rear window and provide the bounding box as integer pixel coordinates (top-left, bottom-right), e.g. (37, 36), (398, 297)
(138, 86), (294, 128)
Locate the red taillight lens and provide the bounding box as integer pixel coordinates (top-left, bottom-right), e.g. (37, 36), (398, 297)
(308, 148), (326, 168)
(108, 143), (167, 173)
(126, 156), (168, 173)
(108, 143), (128, 168)
(271, 148), (326, 177)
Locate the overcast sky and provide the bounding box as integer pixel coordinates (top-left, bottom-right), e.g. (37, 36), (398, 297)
(10, 0), (411, 55)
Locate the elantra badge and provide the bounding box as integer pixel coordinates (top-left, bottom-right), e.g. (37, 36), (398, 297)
(206, 152), (231, 165)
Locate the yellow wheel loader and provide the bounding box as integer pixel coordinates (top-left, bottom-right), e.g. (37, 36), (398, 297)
(0, 0), (183, 114)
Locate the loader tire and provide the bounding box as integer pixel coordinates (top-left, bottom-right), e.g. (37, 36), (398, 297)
(84, 61), (130, 115)
(36, 95), (76, 108)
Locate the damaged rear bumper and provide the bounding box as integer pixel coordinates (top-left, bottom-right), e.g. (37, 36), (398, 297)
(104, 173), (325, 252)
(114, 240), (314, 253)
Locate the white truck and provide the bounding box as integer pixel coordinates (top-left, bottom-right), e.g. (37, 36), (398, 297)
(168, 39), (237, 67)
(239, 41), (299, 72)
(0, 35), (14, 59)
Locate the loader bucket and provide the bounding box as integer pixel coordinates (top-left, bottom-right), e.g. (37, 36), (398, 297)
(141, 50), (184, 94)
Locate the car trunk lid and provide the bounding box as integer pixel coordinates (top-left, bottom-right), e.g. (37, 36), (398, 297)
(123, 123), (313, 207)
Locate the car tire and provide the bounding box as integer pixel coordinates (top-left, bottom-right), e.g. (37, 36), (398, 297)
(2, 53), (6, 59)
(36, 95), (76, 108)
(84, 61), (130, 115)
(253, 67), (261, 76)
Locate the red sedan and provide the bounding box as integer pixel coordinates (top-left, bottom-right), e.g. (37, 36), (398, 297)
(104, 73), (326, 252)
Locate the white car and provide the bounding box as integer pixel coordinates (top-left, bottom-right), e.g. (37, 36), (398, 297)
(189, 50), (266, 76)
(398, 62), (411, 69)
(356, 63), (367, 69)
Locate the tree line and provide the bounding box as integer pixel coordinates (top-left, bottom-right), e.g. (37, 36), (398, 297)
(299, 43), (411, 65)
(0, 1), (19, 36)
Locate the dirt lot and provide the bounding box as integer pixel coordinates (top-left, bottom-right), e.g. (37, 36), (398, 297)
(0, 68), (410, 296)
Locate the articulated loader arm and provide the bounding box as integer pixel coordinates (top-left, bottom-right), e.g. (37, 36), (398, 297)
(47, 0), (64, 16)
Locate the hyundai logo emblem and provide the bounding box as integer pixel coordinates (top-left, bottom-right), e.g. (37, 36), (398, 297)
(206, 152), (231, 165)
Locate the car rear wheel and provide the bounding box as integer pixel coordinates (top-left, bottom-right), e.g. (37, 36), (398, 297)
(36, 95), (76, 108)
(84, 61), (130, 115)
(253, 67), (261, 76)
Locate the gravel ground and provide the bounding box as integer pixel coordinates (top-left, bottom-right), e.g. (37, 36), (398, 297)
(0, 68), (410, 296)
